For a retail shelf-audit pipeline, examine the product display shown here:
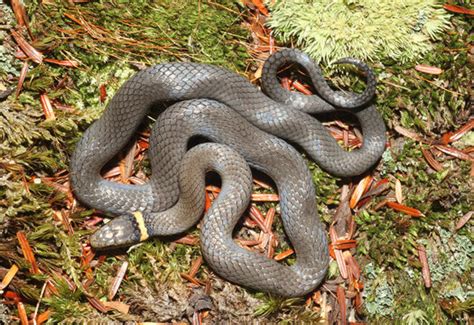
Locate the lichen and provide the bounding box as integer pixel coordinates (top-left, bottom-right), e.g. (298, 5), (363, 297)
(0, 3), (20, 77)
(362, 263), (395, 317)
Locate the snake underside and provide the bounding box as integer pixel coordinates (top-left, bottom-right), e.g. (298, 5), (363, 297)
(70, 48), (386, 297)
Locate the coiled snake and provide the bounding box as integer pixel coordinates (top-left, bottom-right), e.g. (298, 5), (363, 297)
(70, 49), (386, 297)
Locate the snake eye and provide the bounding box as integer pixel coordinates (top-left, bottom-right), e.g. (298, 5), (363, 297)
(90, 212), (148, 249)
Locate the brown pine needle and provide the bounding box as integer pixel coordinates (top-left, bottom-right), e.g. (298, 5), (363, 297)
(394, 125), (423, 142)
(386, 201), (423, 217)
(264, 207), (276, 232)
(119, 143), (136, 182)
(361, 178), (389, 199)
(17, 302), (29, 325)
(40, 93), (55, 120)
(86, 296), (109, 313)
(249, 0), (269, 16)
(274, 249), (294, 261)
(237, 239), (261, 247)
(251, 193), (279, 202)
(0, 264), (19, 290)
(249, 206), (269, 232)
(15, 61), (28, 97)
(11, 0), (29, 28)
(43, 58), (79, 67)
(292, 80), (313, 95)
(35, 309), (51, 325)
(345, 253), (361, 281)
(174, 235), (199, 246)
(415, 64), (443, 75)
(16, 231), (40, 274)
(455, 211), (473, 231)
(443, 4), (474, 15)
(435, 145), (474, 161)
(332, 239), (357, 250)
(188, 256), (203, 278)
(10, 29), (43, 64)
(422, 148), (443, 172)
(448, 119), (474, 143)
(266, 234), (277, 258)
(417, 245), (432, 288)
(253, 179), (273, 190)
(329, 226), (348, 279)
(180, 273), (201, 286)
(336, 286), (347, 325)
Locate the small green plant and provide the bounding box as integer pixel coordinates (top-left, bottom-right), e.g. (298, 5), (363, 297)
(267, 0), (451, 64)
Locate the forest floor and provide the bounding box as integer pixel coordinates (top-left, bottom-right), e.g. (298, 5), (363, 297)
(0, 1), (472, 324)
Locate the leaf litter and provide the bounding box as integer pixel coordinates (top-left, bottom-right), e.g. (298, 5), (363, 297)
(0, 0), (472, 324)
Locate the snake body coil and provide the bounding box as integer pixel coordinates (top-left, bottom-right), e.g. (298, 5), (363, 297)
(70, 49), (386, 297)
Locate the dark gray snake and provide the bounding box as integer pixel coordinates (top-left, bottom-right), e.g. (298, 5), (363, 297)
(70, 48), (386, 297)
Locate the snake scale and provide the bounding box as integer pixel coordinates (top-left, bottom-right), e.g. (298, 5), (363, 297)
(70, 48), (386, 297)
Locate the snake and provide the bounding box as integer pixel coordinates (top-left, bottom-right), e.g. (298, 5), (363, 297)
(70, 48), (386, 297)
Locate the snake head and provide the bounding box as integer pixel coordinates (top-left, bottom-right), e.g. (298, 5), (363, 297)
(90, 212), (150, 249)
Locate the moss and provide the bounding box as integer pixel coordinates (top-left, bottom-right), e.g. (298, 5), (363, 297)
(355, 134), (472, 321)
(361, 243), (472, 323)
(1, 0), (472, 323)
(267, 0), (451, 64)
(323, 6), (472, 323)
(1, 1), (251, 322)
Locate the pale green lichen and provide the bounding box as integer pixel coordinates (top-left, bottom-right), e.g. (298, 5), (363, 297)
(362, 263), (395, 317)
(0, 3), (20, 77)
(420, 227), (473, 302)
(267, 0), (451, 64)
